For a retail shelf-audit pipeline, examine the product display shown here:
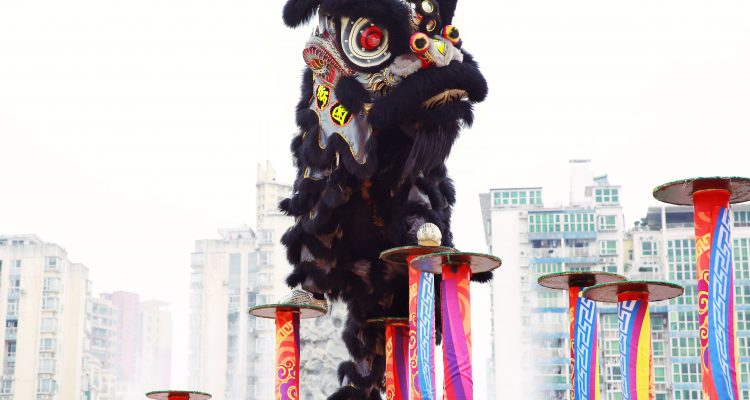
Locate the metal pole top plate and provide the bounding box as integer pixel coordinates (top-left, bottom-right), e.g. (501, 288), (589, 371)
(582, 280), (684, 303)
(146, 391), (212, 400)
(379, 245), (456, 265)
(653, 176), (750, 206)
(409, 251), (502, 275)
(537, 271), (626, 291)
(249, 303), (327, 319)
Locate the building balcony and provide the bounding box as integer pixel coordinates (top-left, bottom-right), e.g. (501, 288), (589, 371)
(529, 231), (597, 241)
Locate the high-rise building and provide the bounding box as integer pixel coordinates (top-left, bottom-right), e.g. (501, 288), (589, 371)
(98, 291), (172, 400)
(84, 295), (118, 399)
(136, 300), (172, 393)
(480, 161), (626, 400)
(480, 161), (750, 400)
(0, 235), (89, 400)
(188, 226), (266, 399)
(188, 162), (346, 399)
(103, 291), (139, 397)
(628, 204), (750, 400)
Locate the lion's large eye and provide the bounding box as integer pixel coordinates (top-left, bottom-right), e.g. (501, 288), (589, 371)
(339, 17), (391, 70)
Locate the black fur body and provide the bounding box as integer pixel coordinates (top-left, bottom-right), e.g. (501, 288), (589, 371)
(278, 1), (489, 398)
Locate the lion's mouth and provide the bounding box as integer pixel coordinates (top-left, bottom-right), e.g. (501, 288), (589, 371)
(420, 89), (469, 110)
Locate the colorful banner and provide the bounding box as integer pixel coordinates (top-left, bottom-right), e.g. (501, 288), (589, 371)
(385, 323), (410, 400)
(693, 190), (741, 400)
(408, 261), (436, 400)
(568, 288), (600, 400)
(275, 311), (301, 400)
(441, 264), (473, 400)
(617, 293), (652, 400)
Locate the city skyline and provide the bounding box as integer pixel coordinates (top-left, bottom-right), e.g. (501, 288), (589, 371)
(3, 0), (750, 391)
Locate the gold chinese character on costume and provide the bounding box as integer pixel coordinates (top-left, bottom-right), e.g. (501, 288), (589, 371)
(316, 85), (331, 110)
(330, 103), (352, 126)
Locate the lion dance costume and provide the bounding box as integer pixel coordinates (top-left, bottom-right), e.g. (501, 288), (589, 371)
(278, 0), (489, 398)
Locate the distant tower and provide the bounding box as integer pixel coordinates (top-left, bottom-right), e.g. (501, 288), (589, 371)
(569, 159), (594, 206)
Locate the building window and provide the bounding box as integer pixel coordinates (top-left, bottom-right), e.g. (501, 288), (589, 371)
(654, 366), (666, 383)
(672, 362), (701, 383)
(39, 338), (56, 352)
(606, 392), (622, 400)
(493, 190), (542, 207)
(40, 318), (58, 333)
(7, 300), (18, 316)
(43, 278), (60, 292)
(257, 272), (272, 287)
(735, 211), (750, 227)
(531, 263), (562, 277)
(529, 213), (561, 233)
(604, 339), (619, 356)
(670, 285), (697, 307)
(37, 378), (55, 394)
(668, 239), (696, 281)
(673, 390), (701, 400)
(597, 215), (617, 231)
(530, 190), (542, 205)
(259, 251), (272, 266)
(669, 310), (698, 331)
(671, 337), (700, 357)
(537, 291), (560, 308)
(736, 286), (750, 306)
(0, 379), (12, 394)
(5, 342), (16, 357)
(42, 297), (58, 311)
(563, 213), (596, 232)
(652, 315), (665, 332)
(259, 229), (273, 244)
(601, 314), (618, 331)
(602, 264), (618, 273)
(739, 337), (750, 358)
(653, 341), (665, 357)
(737, 310), (750, 331)
(599, 240), (617, 255)
(45, 257), (58, 270)
(739, 363), (750, 385)
(735, 238), (750, 280)
(641, 241), (658, 256)
(595, 187), (620, 204)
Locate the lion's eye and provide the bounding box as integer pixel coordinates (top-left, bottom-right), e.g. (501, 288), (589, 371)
(340, 17), (391, 70)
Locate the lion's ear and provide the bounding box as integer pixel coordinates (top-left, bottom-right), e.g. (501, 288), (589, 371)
(439, 0), (457, 25)
(283, 0), (321, 28)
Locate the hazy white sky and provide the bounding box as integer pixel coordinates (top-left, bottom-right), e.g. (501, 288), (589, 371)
(2, 0), (749, 393)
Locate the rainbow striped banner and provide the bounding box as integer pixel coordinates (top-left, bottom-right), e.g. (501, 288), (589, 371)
(408, 265), (436, 400)
(441, 265), (473, 400)
(385, 323), (409, 400)
(617, 293), (652, 400)
(569, 288), (600, 400)
(706, 207), (741, 399)
(693, 190), (741, 400)
(275, 311), (301, 400)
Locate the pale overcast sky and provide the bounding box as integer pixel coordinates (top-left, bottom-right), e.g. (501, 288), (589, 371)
(1, 0), (749, 394)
